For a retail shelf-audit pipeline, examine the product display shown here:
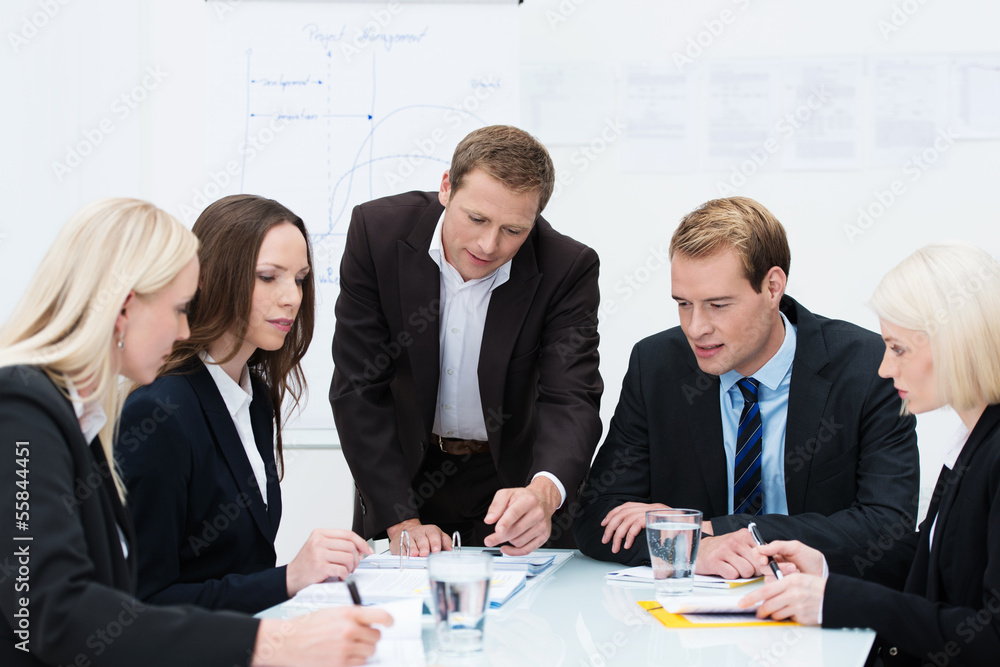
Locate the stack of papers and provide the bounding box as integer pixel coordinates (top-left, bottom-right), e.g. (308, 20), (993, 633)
(605, 566), (761, 588)
(358, 551), (566, 578)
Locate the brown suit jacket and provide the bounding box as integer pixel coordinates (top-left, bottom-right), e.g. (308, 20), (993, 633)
(329, 191), (603, 539)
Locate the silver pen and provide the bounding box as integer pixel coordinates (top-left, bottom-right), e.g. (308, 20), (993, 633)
(747, 522), (783, 580)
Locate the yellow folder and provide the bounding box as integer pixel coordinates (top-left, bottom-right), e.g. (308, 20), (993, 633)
(638, 600), (800, 629)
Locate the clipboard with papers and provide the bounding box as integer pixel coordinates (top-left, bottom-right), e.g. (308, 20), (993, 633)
(357, 550), (569, 578)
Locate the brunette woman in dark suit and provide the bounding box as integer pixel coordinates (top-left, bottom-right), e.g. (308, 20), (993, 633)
(119, 195), (370, 613)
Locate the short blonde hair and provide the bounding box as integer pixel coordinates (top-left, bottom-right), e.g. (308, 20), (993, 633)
(670, 197), (791, 293)
(870, 241), (1000, 411)
(0, 198), (198, 496)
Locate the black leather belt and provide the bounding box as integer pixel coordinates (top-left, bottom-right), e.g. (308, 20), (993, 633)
(431, 433), (490, 456)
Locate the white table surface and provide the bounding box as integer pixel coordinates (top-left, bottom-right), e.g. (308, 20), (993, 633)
(259, 549), (876, 667)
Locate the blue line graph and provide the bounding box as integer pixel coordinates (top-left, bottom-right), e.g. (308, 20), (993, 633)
(240, 50), (493, 243)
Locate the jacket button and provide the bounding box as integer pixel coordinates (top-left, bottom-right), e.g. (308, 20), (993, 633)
(888, 647), (898, 656)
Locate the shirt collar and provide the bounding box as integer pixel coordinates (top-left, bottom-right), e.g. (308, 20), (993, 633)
(201, 352), (253, 417)
(720, 310), (797, 395)
(942, 421), (972, 470)
(428, 210), (512, 292)
(66, 379), (107, 444)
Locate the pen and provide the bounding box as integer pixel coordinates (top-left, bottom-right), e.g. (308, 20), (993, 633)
(747, 522), (783, 580)
(346, 577), (363, 605)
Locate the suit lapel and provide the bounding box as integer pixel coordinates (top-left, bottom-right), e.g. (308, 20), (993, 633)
(680, 365), (729, 518)
(923, 406), (1000, 599)
(90, 439), (136, 589)
(186, 364), (274, 542)
(479, 229), (541, 454)
(781, 298), (832, 514)
(248, 382), (281, 541)
(398, 203), (446, 433)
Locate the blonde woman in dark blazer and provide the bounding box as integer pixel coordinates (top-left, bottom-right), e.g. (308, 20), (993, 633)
(741, 241), (1000, 667)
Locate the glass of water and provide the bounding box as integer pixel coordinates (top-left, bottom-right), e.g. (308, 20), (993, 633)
(645, 508), (702, 597)
(427, 551), (493, 653)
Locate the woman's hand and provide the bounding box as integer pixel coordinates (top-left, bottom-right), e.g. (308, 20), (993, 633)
(738, 573), (827, 625)
(286, 529), (373, 597)
(253, 606), (393, 667)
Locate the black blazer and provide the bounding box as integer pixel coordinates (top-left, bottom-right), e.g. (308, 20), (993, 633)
(117, 359), (287, 613)
(0, 366), (257, 667)
(573, 296), (920, 581)
(330, 191), (604, 539)
(824, 404), (1000, 666)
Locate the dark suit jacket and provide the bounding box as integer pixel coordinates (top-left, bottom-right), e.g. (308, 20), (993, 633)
(329, 190), (604, 539)
(823, 404), (1000, 667)
(0, 366), (257, 667)
(117, 359), (287, 613)
(573, 296), (919, 580)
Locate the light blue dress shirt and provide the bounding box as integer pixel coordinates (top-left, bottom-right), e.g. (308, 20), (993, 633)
(718, 311), (797, 515)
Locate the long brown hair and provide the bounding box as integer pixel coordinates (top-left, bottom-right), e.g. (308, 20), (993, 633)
(160, 194), (315, 478)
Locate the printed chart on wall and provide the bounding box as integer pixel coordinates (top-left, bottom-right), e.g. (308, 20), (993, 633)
(206, 2), (519, 434)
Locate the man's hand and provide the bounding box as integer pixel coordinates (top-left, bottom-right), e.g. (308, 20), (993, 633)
(599, 502), (671, 554)
(483, 477), (560, 555)
(694, 529), (761, 579)
(286, 529), (373, 597)
(386, 519), (452, 557)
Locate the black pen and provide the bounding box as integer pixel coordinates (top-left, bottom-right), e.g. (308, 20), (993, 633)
(346, 577), (363, 605)
(747, 522), (783, 580)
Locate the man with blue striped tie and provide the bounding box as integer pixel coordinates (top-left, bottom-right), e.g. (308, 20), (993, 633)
(573, 196), (919, 585)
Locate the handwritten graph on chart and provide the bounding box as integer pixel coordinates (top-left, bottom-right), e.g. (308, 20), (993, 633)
(206, 3), (519, 430)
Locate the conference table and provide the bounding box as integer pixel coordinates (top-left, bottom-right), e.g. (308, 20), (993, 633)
(258, 549), (876, 666)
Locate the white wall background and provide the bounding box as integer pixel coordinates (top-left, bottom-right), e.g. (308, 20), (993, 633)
(2, 0), (998, 563)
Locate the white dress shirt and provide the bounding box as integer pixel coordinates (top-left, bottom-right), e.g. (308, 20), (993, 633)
(427, 212), (567, 506)
(202, 353), (270, 507)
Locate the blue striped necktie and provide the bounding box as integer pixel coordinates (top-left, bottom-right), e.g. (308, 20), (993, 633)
(734, 377), (763, 515)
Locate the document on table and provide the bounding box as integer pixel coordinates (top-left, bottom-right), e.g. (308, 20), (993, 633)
(293, 569), (528, 608)
(605, 566), (761, 588)
(368, 599), (426, 667)
(357, 550), (570, 577)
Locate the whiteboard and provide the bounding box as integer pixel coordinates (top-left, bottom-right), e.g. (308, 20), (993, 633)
(200, 2), (519, 431)
(3, 1), (1000, 506)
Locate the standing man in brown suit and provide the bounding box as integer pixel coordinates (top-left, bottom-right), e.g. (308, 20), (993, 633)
(330, 125), (603, 556)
